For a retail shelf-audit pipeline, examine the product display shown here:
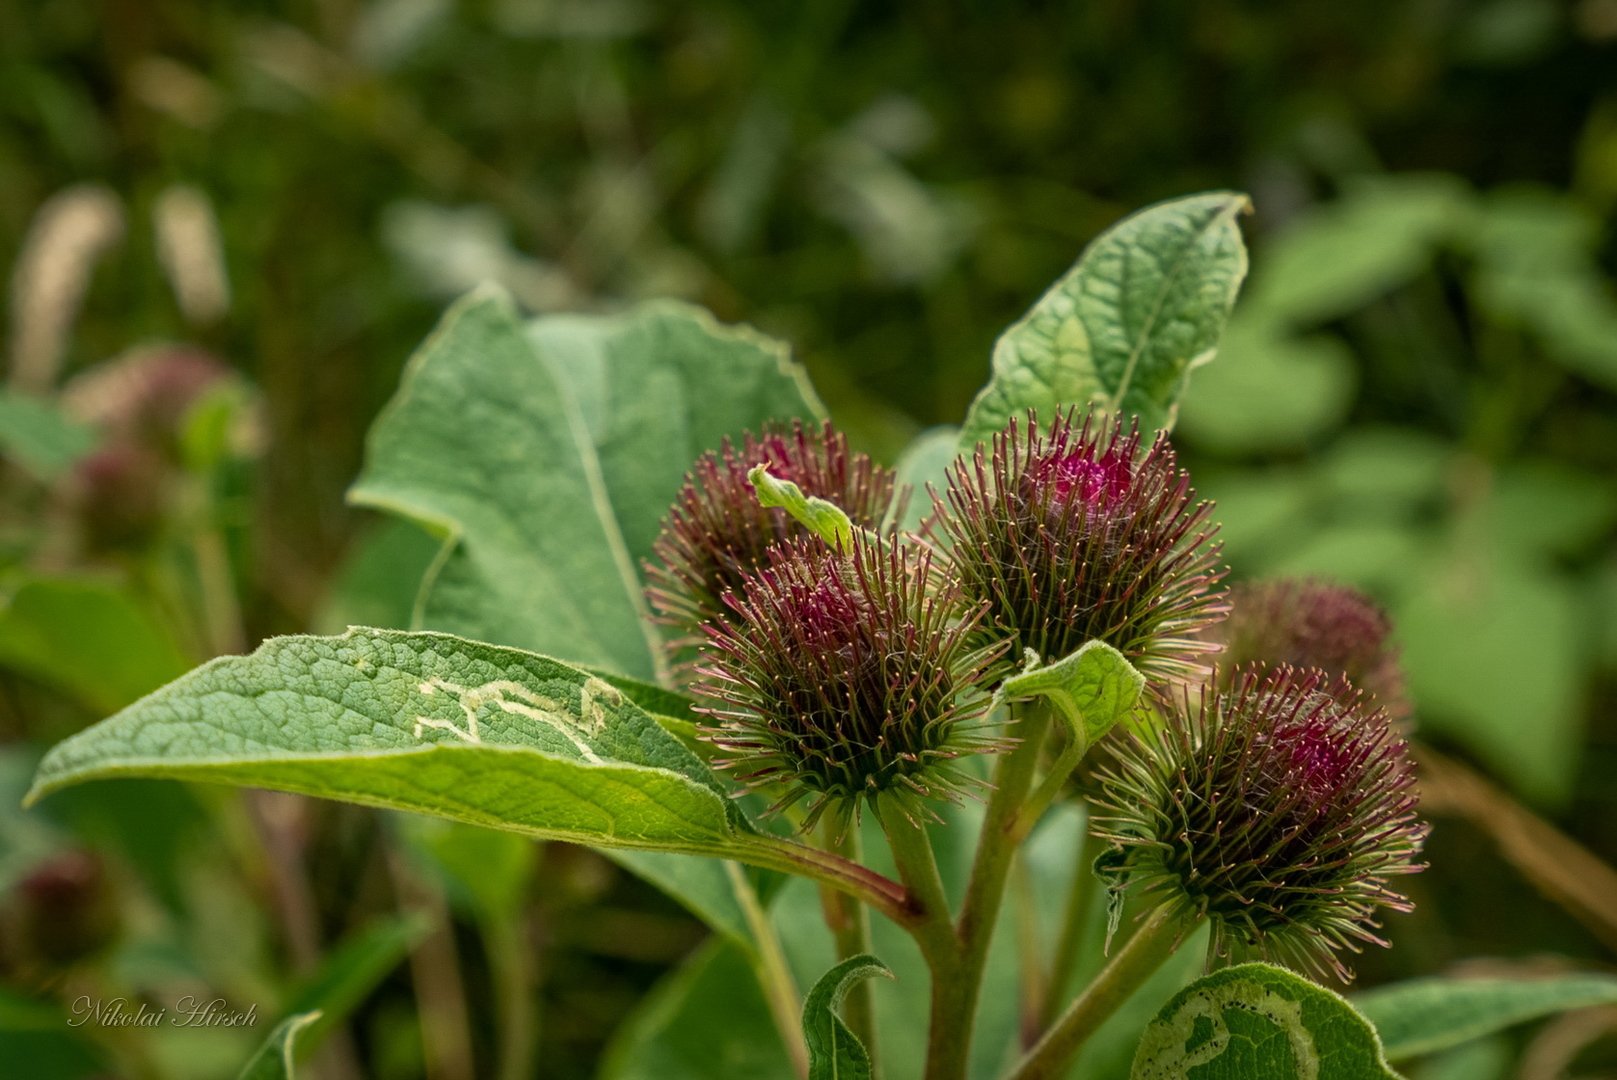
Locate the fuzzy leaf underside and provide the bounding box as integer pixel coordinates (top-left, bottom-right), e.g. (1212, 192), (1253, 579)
(803, 954), (893, 1080)
(348, 289), (822, 680)
(1132, 962), (1400, 1080)
(997, 640), (1145, 750)
(26, 629), (752, 857)
(1354, 972), (1617, 1062)
(961, 192), (1249, 447)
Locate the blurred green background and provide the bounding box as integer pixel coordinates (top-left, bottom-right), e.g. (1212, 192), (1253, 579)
(2, 1), (1616, 1077)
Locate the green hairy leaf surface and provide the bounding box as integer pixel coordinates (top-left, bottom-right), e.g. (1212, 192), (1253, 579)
(803, 954), (894, 1080)
(348, 288), (822, 680)
(524, 304), (825, 563)
(236, 1011), (321, 1080)
(26, 629), (754, 857)
(960, 192), (1249, 447)
(1354, 972), (1617, 1062)
(1131, 962), (1399, 1080)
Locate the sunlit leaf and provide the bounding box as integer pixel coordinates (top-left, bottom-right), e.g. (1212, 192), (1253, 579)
(961, 191), (1249, 444)
(27, 629), (756, 859)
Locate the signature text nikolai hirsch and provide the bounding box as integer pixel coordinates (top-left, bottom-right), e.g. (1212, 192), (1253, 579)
(68, 996), (258, 1028)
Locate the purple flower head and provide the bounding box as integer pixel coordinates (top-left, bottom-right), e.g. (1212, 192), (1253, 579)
(1212, 578), (1410, 725)
(932, 409), (1226, 684)
(645, 420), (901, 676)
(1092, 666), (1426, 982)
(693, 534), (1004, 830)
(1025, 445), (1134, 509)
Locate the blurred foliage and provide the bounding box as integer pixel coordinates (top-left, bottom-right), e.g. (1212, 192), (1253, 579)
(3, 0), (1617, 1077)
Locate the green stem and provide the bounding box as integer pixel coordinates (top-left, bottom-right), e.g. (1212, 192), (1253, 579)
(733, 833), (915, 928)
(930, 703), (1053, 1080)
(1038, 822), (1098, 1031)
(820, 824), (879, 1073)
(877, 799), (963, 1080)
(876, 801), (955, 962)
(1007, 907), (1196, 1080)
(728, 861), (809, 1080)
(1009, 731), (1085, 847)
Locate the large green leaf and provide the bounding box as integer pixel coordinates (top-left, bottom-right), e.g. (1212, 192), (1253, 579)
(1175, 321), (1356, 454)
(605, 848), (758, 950)
(26, 629), (755, 858)
(523, 305), (825, 565)
(1354, 973), (1617, 1062)
(803, 954), (893, 1080)
(348, 289), (822, 681)
(313, 516), (441, 635)
(1131, 962), (1399, 1080)
(1394, 552), (1582, 806)
(960, 192), (1249, 446)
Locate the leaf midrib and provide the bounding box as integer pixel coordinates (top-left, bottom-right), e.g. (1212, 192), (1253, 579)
(1104, 195), (1245, 413)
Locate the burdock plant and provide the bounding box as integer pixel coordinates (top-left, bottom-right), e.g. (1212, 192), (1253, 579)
(935, 408), (1226, 684)
(1091, 666), (1426, 982)
(694, 533), (1003, 830)
(645, 420), (901, 675)
(1211, 577), (1411, 724)
(28, 195), (1505, 1080)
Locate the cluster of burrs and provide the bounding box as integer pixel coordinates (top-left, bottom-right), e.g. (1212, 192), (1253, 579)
(644, 410), (1424, 980)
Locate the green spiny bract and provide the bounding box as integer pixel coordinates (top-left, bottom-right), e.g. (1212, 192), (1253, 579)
(1092, 665), (1426, 982)
(1210, 577), (1410, 726)
(693, 533), (1002, 830)
(932, 409), (1226, 686)
(645, 420), (900, 675)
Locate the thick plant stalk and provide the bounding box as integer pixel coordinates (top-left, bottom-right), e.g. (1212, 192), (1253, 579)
(924, 703), (1051, 1078)
(877, 800), (962, 1078)
(1008, 907), (1195, 1079)
(1008, 731), (1087, 846)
